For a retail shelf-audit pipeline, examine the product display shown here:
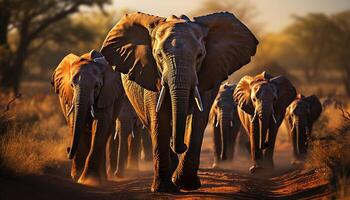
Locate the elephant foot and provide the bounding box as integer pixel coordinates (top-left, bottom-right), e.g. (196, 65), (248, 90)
(249, 164), (264, 174)
(70, 170), (81, 182)
(78, 174), (102, 186)
(212, 162), (220, 169)
(114, 170), (125, 178)
(151, 179), (180, 193)
(172, 171), (201, 191)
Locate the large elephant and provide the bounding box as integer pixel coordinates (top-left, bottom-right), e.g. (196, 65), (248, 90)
(107, 98), (152, 178)
(51, 50), (124, 186)
(285, 94), (322, 163)
(233, 72), (296, 173)
(101, 12), (258, 192)
(209, 83), (241, 168)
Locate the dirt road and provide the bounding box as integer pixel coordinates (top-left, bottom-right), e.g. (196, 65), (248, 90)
(0, 130), (330, 200)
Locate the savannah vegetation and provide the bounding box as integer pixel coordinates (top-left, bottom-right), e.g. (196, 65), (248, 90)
(0, 0), (349, 198)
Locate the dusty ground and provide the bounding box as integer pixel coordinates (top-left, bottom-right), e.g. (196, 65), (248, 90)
(0, 129), (331, 200)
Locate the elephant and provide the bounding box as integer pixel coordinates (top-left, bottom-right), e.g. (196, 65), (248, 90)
(209, 83), (242, 168)
(233, 72), (296, 173)
(51, 50), (124, 186)
(100, 12), (258, 192)
(107, 97), (152, 178)
(285, 94), (322, 163)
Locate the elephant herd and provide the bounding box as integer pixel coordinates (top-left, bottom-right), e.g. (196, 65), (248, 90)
(51, 11), (322, 193)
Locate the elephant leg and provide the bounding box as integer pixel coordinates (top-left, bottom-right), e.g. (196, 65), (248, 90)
(141, 130), (153, 161)
(263, 125), (278, 169)
(249, 121), (264, 173)
(114, 120), (131, 178)
(107, 132), (118, 177)
(127, 126), (141, 171)
(78, 111), (112, 186)
(150, 115), (178, 193)
(212, 125), (222, 168)
(71, 130), (91, 181)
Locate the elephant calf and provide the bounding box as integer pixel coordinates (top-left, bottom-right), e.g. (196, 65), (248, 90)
(107, 98), (152, 178)
(51, 50), (124, 186)
(285, 94), (322, 163)
(209, 83), (244, 168)
(233, 72), (296, 173)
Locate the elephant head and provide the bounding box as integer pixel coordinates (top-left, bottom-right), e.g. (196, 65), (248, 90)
(100, 12), (258, 154)
(52, 50), (119, 159)
(210, 83), (237, 160)
(286, 94), (322, 156)
(234, 72), (296, 151)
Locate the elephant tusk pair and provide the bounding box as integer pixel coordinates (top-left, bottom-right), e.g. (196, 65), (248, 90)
(155, 85), (204, 113)
(90, 105), (95, 118)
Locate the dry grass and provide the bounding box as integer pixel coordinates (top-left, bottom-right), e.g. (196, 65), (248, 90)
(306, 103), (350, 199)
(0, 91), (69, 176)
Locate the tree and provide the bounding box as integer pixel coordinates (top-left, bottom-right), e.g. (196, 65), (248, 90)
(0, 0), (111, 94)
(285, 11), (350, 95)
(286, 13), (335, 83)
(328, 11), (350, 96)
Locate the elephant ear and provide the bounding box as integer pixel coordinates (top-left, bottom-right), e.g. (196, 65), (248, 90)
(305, 95), (322, 123)
(51, 53), (80, 104)
(233, 75), (255, 115)
(270, 76), (297, 112)
(194, 12), (258, 92)
(100, 12), (165, 92)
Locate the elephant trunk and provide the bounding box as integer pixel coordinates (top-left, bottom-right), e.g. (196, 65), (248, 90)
(258, 104), (271, 150)
(219, 113), (231, 160)
(67, 86), (89, 159)
(169, 86), (189, 154)
(295, 118), (307, 155)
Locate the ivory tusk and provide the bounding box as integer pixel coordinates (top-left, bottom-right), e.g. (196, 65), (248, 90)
(156, 85), (166, 113)
(114, 130), (118, 140)
(250, 109), (258, 122)
(194, 86), (204, 112)
(67, 104), (74, 117)
(271, 108), (277, 124)
(90, 105), (95, 118)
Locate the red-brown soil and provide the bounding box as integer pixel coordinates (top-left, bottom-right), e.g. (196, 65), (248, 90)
(0, 130), (331, 200)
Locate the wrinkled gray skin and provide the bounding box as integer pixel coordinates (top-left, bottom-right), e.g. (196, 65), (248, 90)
(107, 98), (152, 178)
(52, 50), (125, 186)
(101, 12), (258, 192)
(209, 83), (242, 168)
(285, 94), (322, 164)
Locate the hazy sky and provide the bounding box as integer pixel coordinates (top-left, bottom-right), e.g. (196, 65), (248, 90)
(110, 0), (350, 32)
